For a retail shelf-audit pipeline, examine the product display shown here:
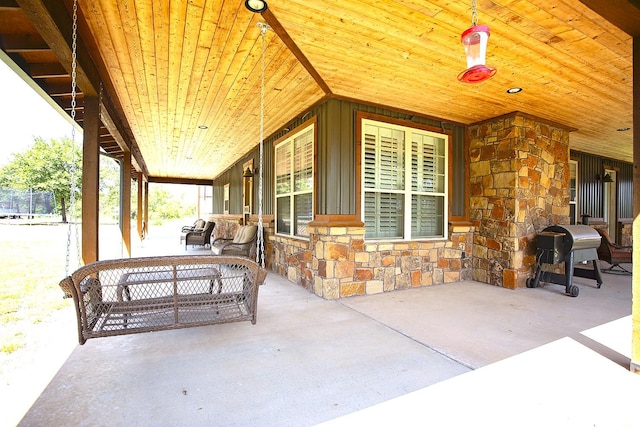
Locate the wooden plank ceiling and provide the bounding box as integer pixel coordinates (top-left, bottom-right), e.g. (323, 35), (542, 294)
(0, 0), (637, 182)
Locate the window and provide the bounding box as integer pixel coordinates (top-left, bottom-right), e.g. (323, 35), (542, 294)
(361, 119), (447, 240)
(275, 124), (314, 237)
(223, 183), (230, 214)
(569, 160), (577, 225)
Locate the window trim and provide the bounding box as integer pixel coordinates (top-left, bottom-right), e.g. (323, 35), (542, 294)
(356, 112), (450, 241)
(273, 119), (317, 239)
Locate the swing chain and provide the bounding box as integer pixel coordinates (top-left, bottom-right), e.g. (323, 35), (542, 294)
(65, 0), (80, 275)
(256, 22), (269, 268)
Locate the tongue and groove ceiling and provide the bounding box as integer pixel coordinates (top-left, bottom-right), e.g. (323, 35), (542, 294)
(1, 0), (638, 181)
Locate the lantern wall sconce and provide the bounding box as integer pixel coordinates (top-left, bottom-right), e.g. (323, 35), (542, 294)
(243, 166), (255, 178)
(245, 0), (268, 13)
(596, 173), (614, 183)
(458, 1), (496, 83)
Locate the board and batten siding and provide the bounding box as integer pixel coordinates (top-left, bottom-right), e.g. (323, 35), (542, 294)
(571, 150), (634, 219)
(211, 98), (467, 219)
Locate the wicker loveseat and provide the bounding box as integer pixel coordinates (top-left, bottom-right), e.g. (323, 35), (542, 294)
(59, 255), (267, 344)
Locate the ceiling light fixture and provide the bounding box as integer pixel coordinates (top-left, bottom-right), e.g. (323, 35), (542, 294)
(198, 125), (208, 129)
(507, 87), (522, 94)
(457, 0), (496, 83)
(245, 0), (268, 13)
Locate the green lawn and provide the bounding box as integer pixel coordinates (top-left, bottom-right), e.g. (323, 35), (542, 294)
(0, 223), (72, 353)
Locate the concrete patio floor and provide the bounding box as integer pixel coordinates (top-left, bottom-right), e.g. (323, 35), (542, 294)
(18, 226), (639, 426)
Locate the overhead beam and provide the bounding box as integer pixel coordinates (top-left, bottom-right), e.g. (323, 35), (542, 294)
(15, 0), (98, 96)
(579, 0), (640, 37)
(15, 0), (148, 178)
(99, 91), (149, 176)
(262, 8), (332, 95)
(29, 62), (69, 78)
(148, 176), (213, 186)
(0, 49), (80, 133)
(1, 34), (49, 52)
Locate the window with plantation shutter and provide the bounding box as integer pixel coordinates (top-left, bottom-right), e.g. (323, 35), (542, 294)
(362, 119), (447, 240)
(275, 124), (314, 237)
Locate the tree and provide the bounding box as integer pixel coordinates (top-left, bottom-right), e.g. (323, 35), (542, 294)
(0, 137), (82, 221)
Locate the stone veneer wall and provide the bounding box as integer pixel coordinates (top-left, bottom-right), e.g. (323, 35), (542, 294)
(469, 113), (572, 289)
(271, 223), (474, 299)
(619, 220), (633, 247)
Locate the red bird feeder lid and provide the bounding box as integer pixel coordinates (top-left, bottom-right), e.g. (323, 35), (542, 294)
(458, 25), (496, 83)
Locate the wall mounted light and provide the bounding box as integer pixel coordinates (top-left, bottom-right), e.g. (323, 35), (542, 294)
(243, 166), (255, 178)
(245, 0), (268, 13)
(596, 173), (614, 183)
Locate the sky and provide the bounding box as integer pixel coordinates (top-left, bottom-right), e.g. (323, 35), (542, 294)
(0, 56), (199, 201)
(0, 57), (76, 166)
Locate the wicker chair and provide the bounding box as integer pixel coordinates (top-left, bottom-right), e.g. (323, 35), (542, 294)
(596, 228), (632, 274)
(211, 225), (258, 258)
(182, 218), (206, 233)
(185, 221), (215, 249)
(180, 219), (206, 244)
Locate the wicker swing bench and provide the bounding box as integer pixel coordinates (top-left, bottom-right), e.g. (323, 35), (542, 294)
(59, 255), (267, 344)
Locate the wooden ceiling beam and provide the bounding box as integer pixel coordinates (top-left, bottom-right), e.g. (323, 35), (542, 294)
(55, 95), (83, 109)
(579, 0), (640, 37)
(1, 34), (49, 52)
(148, 176), (213, 186)
(29, 62), (68, 78)
(13, 0), (148, 177)
(0, 0), (19, 8)
(99, 93), (148, 176)
(15, 0), (98, 96)
(43, 81), (75, 96)
(262, 8), (332, 95)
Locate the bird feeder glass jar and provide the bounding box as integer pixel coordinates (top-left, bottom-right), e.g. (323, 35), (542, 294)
(458, 25), (496, 83)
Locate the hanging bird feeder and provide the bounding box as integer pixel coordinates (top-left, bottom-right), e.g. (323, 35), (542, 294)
(457, 1), (496, 83)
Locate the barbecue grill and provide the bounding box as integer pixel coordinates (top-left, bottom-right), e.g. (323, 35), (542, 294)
(526, 225), (603, 297)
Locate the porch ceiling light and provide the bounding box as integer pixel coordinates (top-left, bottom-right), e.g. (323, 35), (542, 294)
(245, 0), (268, 13)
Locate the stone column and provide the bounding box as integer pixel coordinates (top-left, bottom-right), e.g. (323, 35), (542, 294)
(469, 113), (573, 288)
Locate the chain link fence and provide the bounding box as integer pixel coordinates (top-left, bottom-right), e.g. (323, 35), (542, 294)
(0, 187), (56, 218)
